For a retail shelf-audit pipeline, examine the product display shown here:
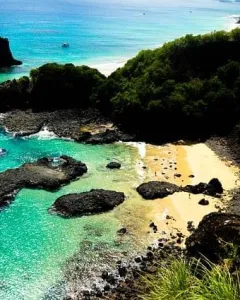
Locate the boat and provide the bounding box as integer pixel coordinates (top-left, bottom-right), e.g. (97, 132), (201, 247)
(61, 43), (69, 48)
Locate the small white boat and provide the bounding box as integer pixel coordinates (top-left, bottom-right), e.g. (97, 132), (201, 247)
(61, 43), (70, 48)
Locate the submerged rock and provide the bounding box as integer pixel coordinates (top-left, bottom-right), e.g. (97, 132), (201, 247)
(186, 212), (240, 262)
(136, 181), (180, 199)
(106, 162), (121, 169)
(50, 189), (125, 217)
(0, 155), (87, 208)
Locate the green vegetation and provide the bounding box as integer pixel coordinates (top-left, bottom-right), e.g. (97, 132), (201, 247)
(30, 63), (105, 111)
(2, 29), (240, 141)
(141, 258), (240, 300)
(98, 28), (240, 141)
(0, 63), (105, 112)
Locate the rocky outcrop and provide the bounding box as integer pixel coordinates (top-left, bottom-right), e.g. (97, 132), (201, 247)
(85, 129), (134, 144)
(50, 189), (125, 217)
(0, 38), (22, 68)
(137, 178), (223, 200)
(183, 178), (223, 197)
(186, 212), (240, 262)
(106, 162), (121, 169)
(0, 155), (87, 208)
(1, 110), (135, 144)
(136, 181), (180, 199)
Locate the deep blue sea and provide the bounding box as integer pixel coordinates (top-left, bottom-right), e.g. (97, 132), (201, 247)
(0, 0), (240, 82)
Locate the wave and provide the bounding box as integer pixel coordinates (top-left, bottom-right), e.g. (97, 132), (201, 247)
(28, 126), (58, 140)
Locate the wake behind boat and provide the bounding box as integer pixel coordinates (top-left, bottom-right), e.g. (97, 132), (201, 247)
(61, 42), (69, 48)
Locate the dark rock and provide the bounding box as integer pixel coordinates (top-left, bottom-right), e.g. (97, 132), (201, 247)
(183, 178), (223, 197)
(0, 37), (22, 68)
(174, 173), (182, 177)
(1, 109), (135, 144)
(134, 257), (142, 263)
(86, 129), (134, 145)
(102, 271), (108, 280)
(146, 251), (154, 259)
(136, 181), (180, 200)
(106, 274), (116, 285)
(106, 162), (121, 169)
(118, 266), (127, 277)
(177, 232), (184, 238)
(198, 199), (209, 206)
(77, 131), (92, 142)
(208, 178), (224, 195)
(95, 290), (103, 297)
(186, 212), (240, 262)
(104, 285), (110, 291)
(0, 155), (87, 209)
(117, 228), (127, 234)
(50, 189), (125, 217)
(189, 175), (195, 178)
(149, 222), (155, 228)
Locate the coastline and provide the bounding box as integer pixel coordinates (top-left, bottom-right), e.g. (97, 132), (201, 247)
(0, 14), (239, 82)
(74, 140), (239, 299)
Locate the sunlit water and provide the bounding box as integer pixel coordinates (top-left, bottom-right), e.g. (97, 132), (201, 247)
(0, 130), (149, 299)
(1, 0), (240, 81)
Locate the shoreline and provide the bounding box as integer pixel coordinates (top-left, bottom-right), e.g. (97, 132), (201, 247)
(0, 111), (239, 299)
(0, 14), (239, 82)
(60, 139), (239, 299)
(89, 141), (239, 300)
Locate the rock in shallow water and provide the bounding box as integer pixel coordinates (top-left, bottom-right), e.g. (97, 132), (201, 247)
(0, 155), (87, 208)
(50, 189), (125, 217)
(106, 162), (121, 169)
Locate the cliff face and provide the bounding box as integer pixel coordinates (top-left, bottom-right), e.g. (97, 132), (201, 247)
(0, 37), (22, 68)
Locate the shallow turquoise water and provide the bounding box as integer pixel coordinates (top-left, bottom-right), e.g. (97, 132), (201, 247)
(0, 131), (143, 299)
(1, 0), (240, 81)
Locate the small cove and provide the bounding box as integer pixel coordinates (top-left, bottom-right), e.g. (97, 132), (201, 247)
(0, 132), (147, 299)
(0, 130), (238, 299)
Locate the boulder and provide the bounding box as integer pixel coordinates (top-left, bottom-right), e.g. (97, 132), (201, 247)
(198, 199), (209, 206)
(183, 178), (223, 197)
(106, 162), (121, 169)
(50, 189), (125, 217)
(186, 212), (240, 262)
(136, 181), (180, 199)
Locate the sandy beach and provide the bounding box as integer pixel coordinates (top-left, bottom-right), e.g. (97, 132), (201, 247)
(139, 142), (239, 239)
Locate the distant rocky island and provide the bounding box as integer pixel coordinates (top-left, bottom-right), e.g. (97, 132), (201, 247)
(0, 37), (22, 68)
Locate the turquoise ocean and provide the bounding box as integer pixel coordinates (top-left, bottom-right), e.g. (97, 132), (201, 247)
(0, 0), (240, 81)
(0, 0), (240, 299)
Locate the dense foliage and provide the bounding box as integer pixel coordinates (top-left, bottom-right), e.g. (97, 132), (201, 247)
(30, 63), (105, 111)
(98, 28), (240, 141)
(2, 29), (240, 140)
(0, 63), (105, 112)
